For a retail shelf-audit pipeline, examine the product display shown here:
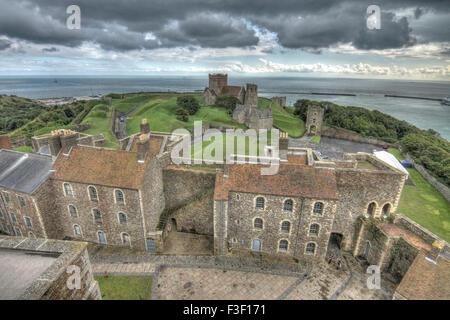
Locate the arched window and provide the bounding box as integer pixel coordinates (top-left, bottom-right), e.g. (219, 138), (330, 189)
(93, 209), (102, 223)
(14, 227), (22, 237)
(306, 242), (316, 254)
(281, 221), (291, 233)
(28, 232), (35, 239)
(122, 233), (130, 246)
(313, 202), (323, 215)
(88, 186), (98, 201)
(254, 218), (263, 229)
(115, 190), (124, 204)
(118, 212), (127, 224)
(255, 197), (265, 210)
(367, 202), (376, 216)
(74, 225), (82, 237)
(97, 231), (106, 244)
(10, 212), (17, 223)
(68, 205), (78, 217)
(24, 216), (32, 228)
(309, 224), (319, 235)
(382, 203), (391, 216)
(18, 195), (26, 208)
(283, 199), (293, 211)
(64, 183), (73, 196)
(279, 240), (289, 251)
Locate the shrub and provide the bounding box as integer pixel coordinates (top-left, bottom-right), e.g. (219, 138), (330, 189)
(176, 96), (199, 115)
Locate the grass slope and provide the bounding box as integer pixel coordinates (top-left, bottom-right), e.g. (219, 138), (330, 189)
(95, 276), (153, 300)
(388, 148), (450, 242)
(81, 103), (117, 148)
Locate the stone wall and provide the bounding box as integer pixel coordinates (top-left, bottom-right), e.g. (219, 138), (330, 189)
(389, 237), (419, 282)
(333, 168), (406, 252)
(167, 188), (214, 235)
(394, 214), (450, 255)
(163, 168), (216, 210)
(50, 180), (147, 251)
(9, 136), (27, 148)
(403, 152), (450, 202)
(321, 125), (393, 147)
(220, 192), (337, 262)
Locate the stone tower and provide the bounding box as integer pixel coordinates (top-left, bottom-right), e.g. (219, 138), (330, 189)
(244, 83), (258, 107)
(208, 74), (228, 94)
(306, 105), (324, 135)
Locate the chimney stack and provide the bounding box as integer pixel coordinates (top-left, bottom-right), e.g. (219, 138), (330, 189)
(137, 134), (150, 162)
(140, 118), (150, 136)
(279, 132), (289, 160)
(426, 240), (445, 264)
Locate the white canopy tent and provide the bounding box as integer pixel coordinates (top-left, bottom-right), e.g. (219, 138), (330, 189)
(373, 150), (409, 176)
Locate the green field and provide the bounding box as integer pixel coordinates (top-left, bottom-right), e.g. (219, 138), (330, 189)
(81, 103), (118, 148)
(190, 133), (276, 162)
(80, 93), (305, 150)
(95, 275), (153, 300)
(388, 148), (450, 242)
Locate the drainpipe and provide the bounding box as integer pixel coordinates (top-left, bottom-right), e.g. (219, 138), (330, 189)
(218, 200), (223, 256)
(293, 197), (305, 258)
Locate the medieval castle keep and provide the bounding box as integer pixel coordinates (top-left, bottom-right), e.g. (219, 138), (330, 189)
(203, 74), (273, 130)
(0, 115), (411, 264)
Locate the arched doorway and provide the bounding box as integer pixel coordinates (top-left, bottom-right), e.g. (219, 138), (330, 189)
(327, 233), (344, 258)
(382, 203), (391, 217)
(309, 125), (317, 134)
(171, 218), (177, 232)
(364, 241), (371, 259)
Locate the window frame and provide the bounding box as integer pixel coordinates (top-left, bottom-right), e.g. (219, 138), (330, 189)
(255, 196), (265, 210)
(68, 205), (78, 217)
(63, 183), (73, 196)
(278, 239), (289, 252)
(283, 199), (293, 212)
(281, 220), (291, 233)
(88, 186), (98, 201)
(73, 224), (82, 237)
(17, 195), (26, 208)
(24, 216), (32, 229)
(305, 242), (316, 255)
(93, 208), (102, 224)
(313, 202), (324, 216)
(118, 212), (127, 225)
(309, 223), (320, 236)
(115, 189), (125, 205)
(253, 217), (263, 230)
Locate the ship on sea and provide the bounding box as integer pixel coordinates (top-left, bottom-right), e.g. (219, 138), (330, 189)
(442, 96), (450, 105)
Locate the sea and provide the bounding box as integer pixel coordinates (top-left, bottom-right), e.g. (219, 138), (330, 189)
(0, 75), (449, 140)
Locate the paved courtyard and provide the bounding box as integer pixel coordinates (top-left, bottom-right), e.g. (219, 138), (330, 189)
(92, 253), (397, 300)
(290, 136), (383, 160)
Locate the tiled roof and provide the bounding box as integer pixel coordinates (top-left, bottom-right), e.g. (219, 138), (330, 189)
(221, 85), (244, 96)
(395, 251), (450, 300)
(51, 145), (153, 189)
(214, 163), (338, 200)
(0, 136), (11, 150)
(0, 150), (54, 194)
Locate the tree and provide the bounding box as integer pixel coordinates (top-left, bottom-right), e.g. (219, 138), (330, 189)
(176, 96), (200, 115)
(175, 107), (189, 122)
(215, 95), (240, 112)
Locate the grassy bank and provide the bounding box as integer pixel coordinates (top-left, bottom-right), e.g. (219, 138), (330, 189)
(81, 103), (117, 148)
(388, 148), (450, 242)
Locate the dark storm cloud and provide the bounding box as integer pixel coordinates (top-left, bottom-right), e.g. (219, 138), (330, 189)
(0, 39), (12, 50)
(0, 0), (448, 52)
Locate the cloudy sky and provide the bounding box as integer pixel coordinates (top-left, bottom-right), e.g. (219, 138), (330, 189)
(0, 0), (449, 80)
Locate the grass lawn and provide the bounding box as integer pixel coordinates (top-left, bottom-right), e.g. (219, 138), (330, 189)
(388, 148), (450, 242)
(13, 146), (33, 153)
(259, 98), (305, 138)
(81, 103), (117, 148)
(310, 135), (321, 144)
(95, 275), (153, 300)
(190, 133), (276, 162)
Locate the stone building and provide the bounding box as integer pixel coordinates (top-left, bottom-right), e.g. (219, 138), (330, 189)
(306, 105), (325, 135)
(0, 235), (101, 300)
(213, 134), (407, 261)
(203, 74), (257, 107)
(0, 135), (11, 150)
(48, 120), (169, 253)
(271, 96), (286, 108)
(232, 104), (273, 130)
(0, 149), (55, 239)
(31, 129), (105, 157)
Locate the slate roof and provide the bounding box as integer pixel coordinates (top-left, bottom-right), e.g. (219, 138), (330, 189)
(51, 145), (152, 189)
(395, 251), (450, 300)
(0, 136), (11, 150)
(214, 163), (338, 200)
(0, 150), (54, 194)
